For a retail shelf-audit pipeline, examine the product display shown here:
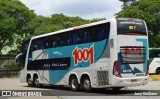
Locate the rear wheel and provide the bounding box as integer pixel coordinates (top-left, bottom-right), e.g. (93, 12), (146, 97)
(156, 67), (160, 74)
(33, 75), (42, 88)
(27, 76), (33, 87)
(69, 76), (79, 91)
(82, 77), (92, 91)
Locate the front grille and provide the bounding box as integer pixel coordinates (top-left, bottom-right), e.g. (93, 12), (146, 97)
(120, 46), (146, 64)
(97, 71), (109, 86)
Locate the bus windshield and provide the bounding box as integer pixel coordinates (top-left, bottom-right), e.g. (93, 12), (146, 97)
(117, 19), (147, 35)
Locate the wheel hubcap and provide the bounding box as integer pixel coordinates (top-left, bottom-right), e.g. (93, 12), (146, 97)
(84, 79), (90, 89)
(35, 78), (39, 85)
(158, 69), (160, 73)
(71, 79), (77, 89)
(28, 78), (32, 84)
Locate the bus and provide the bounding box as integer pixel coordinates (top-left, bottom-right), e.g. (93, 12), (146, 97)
(16, 18), (149, 91)
(149, 48), (160, 74)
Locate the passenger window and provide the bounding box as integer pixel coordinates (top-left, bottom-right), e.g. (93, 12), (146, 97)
(68, 34), (73, 45)
(73, 33), (78, 44)
(97, 23), (110, 41)
(84, 31), (89, 43)
(44, 37), (50, 48)
(39, 38), (45, 49)
(88, 27), (98, 42)
(77, 30), (84, 44)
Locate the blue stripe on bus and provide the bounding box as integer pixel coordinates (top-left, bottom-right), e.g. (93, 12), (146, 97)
(118, 38), (148, 74)
(136, 38), (148, 72)
(43, 39), (108, 84)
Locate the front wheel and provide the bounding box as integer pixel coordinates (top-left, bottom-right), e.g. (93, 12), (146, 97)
(156, 67), (160, 74)
(82, 77), (92, 91)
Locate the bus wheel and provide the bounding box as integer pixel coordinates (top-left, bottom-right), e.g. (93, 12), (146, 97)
(27, 76), (33, 87)
(33, 75), (42, 88)
(112, 87), (122, 91)
(70, 76), (79, 91)
(82, 77), (91, 91)
(156, 67), (160, 74)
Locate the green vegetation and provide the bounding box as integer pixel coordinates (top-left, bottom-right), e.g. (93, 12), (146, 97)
(149, 75), (160, 81)
(0, 0), (36, 54)
(0, 0), (160, 55)
(117, 0), (160, 47)
(6, 62), (19, 70)
(0, 0), (105, 55)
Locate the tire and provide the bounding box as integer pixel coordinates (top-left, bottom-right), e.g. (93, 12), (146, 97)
(69, 76), (79, 91)
(82, 77), (92, 91)
(27, 76), (33, 87)
(33, 75), (42, 88)
(112, 87), (122, 91)
(156, 67), (160, 74)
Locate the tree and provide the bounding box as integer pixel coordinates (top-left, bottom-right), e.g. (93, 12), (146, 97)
(0, 11), (16, 54)
(119, 0), (139, 9)
(33, 13), (106, 36)
(117, 0), (160, 47)
(33, 14), (104, 35)
(0, 0), (36, 54)
(0, 0), (106, 54)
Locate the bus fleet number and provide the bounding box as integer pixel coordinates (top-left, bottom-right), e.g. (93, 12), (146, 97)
(72, 45), (94, 66)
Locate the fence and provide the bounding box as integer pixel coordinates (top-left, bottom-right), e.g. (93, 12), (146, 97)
(0, 55), (19, 77)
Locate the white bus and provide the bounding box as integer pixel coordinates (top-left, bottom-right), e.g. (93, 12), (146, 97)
(16, 18), (149, 91)
(149, 48), (160, 74)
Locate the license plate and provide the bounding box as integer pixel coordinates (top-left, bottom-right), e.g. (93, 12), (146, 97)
(131, 79), (137, 82)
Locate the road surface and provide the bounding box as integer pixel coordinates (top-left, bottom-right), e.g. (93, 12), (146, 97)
(0, 78), (160, 99)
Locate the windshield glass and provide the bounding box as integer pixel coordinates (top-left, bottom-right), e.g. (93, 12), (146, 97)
(117, 19), (147, 35)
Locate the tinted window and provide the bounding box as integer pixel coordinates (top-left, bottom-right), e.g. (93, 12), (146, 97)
(117, 19), (147, 35)
(149, 50), (160, 58)
(29, 22), (110, 51)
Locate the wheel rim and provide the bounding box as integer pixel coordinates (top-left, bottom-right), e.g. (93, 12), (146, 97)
(83, 79), (90, 90)
(71, 79), (78, 89)
(157, 69), (160, 74)
(35, 78), (39, 85)
(28, 78), (32, 85)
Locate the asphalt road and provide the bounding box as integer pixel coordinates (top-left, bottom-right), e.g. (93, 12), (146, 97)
(0, 78), (160, 99)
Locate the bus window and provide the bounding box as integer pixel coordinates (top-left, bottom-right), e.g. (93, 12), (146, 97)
(84, 31), (88, 43)
(98, 23), (110, 41)
(51, 35), (59, 47)
(98, 29), (105, 40)
(60, 33), (68, 46)
(39, 38), (45, 49)
(73, 33), (78, 44)
(68, 34), (73, 45)
(149, 50), (160, 58)
(88, 27), (98, 42)
(44, 37), (50, 48)
(77, 30), (84, 44)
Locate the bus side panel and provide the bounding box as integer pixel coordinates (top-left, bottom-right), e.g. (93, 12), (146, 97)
(46, 39), (108, 85)
(149, 58), (160, 73)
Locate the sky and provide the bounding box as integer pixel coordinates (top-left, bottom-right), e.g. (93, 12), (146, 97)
(19, 0), (122, 19)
